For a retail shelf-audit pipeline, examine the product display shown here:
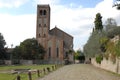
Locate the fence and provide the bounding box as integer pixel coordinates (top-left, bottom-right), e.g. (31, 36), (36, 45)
(14, 64), (63, 80)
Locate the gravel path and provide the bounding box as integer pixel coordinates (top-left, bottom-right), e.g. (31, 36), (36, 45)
(38, 64), (120, 80)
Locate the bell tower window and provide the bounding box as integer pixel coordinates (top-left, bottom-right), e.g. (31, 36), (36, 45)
(44, 34), (46, 37)
(39, 34), (41, 37)
(40, 10), (42, 15)
(39, 24), (41, 27)
(39, 10), (47, 15)
(43, 10), (46, 15)
(44, 24), (46, 27)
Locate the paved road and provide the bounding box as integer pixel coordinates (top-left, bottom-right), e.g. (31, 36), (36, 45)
(38, 64), (120, 80)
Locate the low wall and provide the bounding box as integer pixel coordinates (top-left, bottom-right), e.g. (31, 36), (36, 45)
(0, 59), (64, 65)
(4, 60), (12, 65)
(33, 60), (64, 64)
(20, 60), (33, 65)
(91, 58), (120, 74)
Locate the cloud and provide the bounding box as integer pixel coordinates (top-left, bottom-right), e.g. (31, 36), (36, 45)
(33, 0), (60, 5)
(0, 13), (36, 47)
(0, 0), (29, 8)
(0, 0), (120, 50)
(50, 0), (120, 50)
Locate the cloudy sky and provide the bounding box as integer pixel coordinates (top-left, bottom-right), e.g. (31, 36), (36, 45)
(0, 0), (120, 50)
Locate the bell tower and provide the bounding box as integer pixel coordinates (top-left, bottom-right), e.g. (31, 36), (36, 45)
(36, 5), (50, 49)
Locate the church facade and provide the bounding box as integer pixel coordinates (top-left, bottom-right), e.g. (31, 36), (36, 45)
(36, 5), (73, 63)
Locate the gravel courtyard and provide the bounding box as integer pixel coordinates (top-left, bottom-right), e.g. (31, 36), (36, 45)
(38, 64), (120, 80)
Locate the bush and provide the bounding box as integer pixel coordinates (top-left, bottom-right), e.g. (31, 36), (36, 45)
(96, 54), (103, 64)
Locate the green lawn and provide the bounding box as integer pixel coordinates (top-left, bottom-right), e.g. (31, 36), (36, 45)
(0, 65), (53, 71)
(0, 64), (55, 80)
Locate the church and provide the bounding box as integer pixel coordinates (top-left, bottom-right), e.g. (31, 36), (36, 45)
(36, 5), (74, 63)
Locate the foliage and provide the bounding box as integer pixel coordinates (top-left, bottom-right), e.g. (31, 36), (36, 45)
(84, 31), (106, 57)
(69, 50), (74, 54)
(0, 33), (7, 59)
(84, 14), (120, 60)
(104, 18), (117, 32)
(84, 12), (120, 64)
(94, 13), (103, 31)
(115, 40), (120, 56)
(65, 50), (73, 59)
(104, 52), (109, 60)
(106, 40), (117, 63)
(74, 50), (85, 60)
(104, 18), (118, 38)
(113, 0), (120, 10)
(104, 39), (120, 63)
(74, 51), (80, 60)
(100, 37), (109, 52)
(84, 13), (105, 58)
(96, 54), (103, 64)
(0, 33), (6, 49)
(12, 46), (22, 59)
(106, 27), (120, 38)
(12, 38), (45, 60)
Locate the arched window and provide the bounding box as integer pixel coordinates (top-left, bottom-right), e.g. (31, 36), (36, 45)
(49, 47), (51, 58)
(56, 47), (59, 57)
(39, 24), (41, 27)
(44, 34), (46, 37)
(39, 34), (41, 37)
(40, 10), (43, 15)
(44, 24), (46, 27)
(43, 10), (46, 15)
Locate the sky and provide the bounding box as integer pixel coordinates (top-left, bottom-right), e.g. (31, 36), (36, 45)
(0, 0), (120, 50)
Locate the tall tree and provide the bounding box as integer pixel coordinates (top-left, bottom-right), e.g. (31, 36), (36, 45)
(0, 33), (6, 59)
(0, 33), (6, 49)
(84, 13), (105, 57)
(94, 13), (103, 31)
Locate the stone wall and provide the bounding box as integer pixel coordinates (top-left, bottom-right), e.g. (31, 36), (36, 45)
(0, 59), (65, 65)
(91, 58), (120, 74)
(20, 60), (33, 65)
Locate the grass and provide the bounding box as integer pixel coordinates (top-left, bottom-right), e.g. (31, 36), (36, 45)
(0, 64), (55, 80)
(0, 73), (15, 80)
(0, 64), (53, 71)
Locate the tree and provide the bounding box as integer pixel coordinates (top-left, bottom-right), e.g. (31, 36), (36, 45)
(74, 50), (80, 60)
(12, 38), (45, 60)
(84, 31), (106, 57)
(84, 13), (105, 57)
(106, 27), (120, 38)
(12, 46), (22, 59)
(74, 50), (84, 59)
(104, 18), (117, 32)
(0, 33), (6, 59)
(94, 13), (103, 31)
(0, 33), (6, 49)
(113, 0), (120, 10)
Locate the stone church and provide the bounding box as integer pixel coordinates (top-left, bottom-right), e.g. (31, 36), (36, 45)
(36, 5), (73, 63)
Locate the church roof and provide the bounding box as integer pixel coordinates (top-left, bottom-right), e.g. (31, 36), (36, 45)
(50, 26), (73, 39)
